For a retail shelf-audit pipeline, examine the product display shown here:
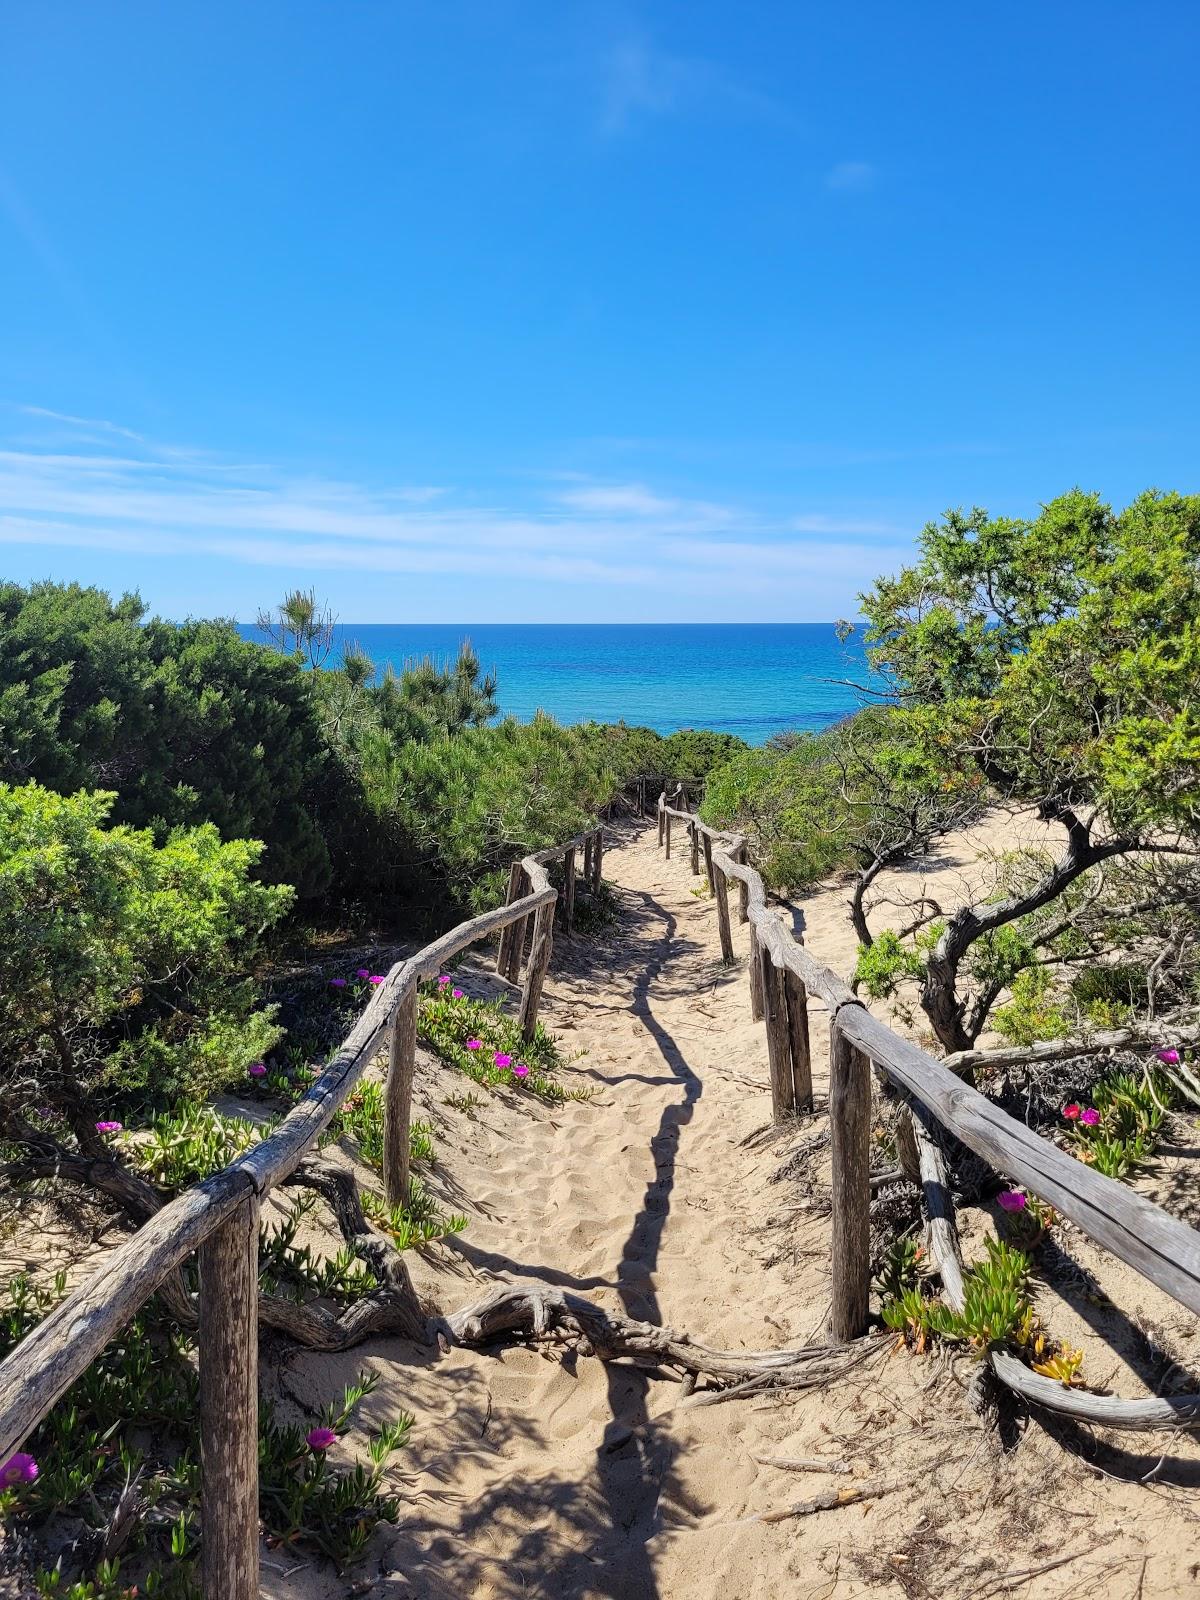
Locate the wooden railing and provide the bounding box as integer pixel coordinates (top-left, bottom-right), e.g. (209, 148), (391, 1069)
(0, 823), (605, 1600)
(656, 792), (1200, 1428)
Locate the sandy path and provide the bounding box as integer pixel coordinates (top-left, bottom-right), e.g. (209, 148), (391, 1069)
(274, 816), (1200, 1600)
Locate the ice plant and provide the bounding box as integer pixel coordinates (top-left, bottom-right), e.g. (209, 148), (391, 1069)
(1080, 1107), (1101, 1126)
(452, 988), (464, 999)
(465, 1039), (482, 1051)
(996, 1190), (1027, 1212)
(95, 1120), (123, 1134)
(494, 1052), (512, 1069)
(356, 968), (370, 979)
(330, 977), (347, 988)
(369, 975), (385, 985)
(248, 1062), (267, 1078)
(437, 974), (452, 986)
(512, 1063), (529, 1079)
(1062, 1103), (1081, 1120)
(305, 1427), (337, 1452)
(0, 1453), (38, 1487)
(1157, 1047), (1181, 1065)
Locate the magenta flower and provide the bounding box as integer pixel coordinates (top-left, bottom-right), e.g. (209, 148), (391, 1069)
(305, 1427), (337, 1452)
(452, 988), (464, 999)
(465, 1039), (482, 1051)
(512, 1063), (530, 1079)
(248, 1062), (267, 1078)
(996, 1190), (1027, 1213)
(1062, 1103), (1081, 1120)
(0, 1452), (38, 1487)
(355, 968), (370, 979)
(369, 975), (385, 985)
(494, 1052), (512, 1069)
(1157, 1047), (1181, 1065)
(329, 977), (347, 988)
(437, 975), (452, 986)
(1080, 1107), (1101, 1126)
(95, 1121), (123, 1135)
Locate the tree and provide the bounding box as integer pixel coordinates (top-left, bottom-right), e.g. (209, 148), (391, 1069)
(256, 587), (336, 667)
(858, 489), (1200, 1053)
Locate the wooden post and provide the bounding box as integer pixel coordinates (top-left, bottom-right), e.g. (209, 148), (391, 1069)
(761, 948), (795, 1121)
(713, 864), (735, 964)
(828, 1017), (871, 1342)
(664, 812), (673, 860)
(736, 843), (750, 924)
(701, 831), (715, 894)
(591, 829), (603, 892)
(748, 922), (764, 1021)
(200, 1191), (260, 1600)
(563, 847), (576, 932)
(689, 821), (699, 875)
(503, 876), (530, 982)
(496, 862), (524, 974)
(519, 899), (555, 1040)
(383, 985), (418, 1206)
(582, 835), (593, 881)
(639, 777), (646, 816)
(784, 968), (813, 1110)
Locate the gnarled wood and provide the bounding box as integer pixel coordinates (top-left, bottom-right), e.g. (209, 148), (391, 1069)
(827, 1017), (871, 1342)
(761, 948), (795, 1121)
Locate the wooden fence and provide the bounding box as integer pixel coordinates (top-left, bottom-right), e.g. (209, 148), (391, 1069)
(0, 824), (604, 1600)
(656, 792), (1200, 1427)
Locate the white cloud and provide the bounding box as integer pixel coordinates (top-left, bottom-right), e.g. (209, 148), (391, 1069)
(825, 161), (876, 193)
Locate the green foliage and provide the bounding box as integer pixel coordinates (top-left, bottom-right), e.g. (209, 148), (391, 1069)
(1066, 1067), (1168, 1179)
(993, 967), (1070, 1046)
(854, 929), (924, 999)
(417, 983), (579, 1101)
(0, 784), (290, 1119)
(131, 1104), (265, 1189)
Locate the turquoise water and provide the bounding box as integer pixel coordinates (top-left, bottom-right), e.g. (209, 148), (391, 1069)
(237, 623), (874, 746)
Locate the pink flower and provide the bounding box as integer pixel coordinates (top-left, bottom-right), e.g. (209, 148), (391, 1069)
(452, 988), (464, 999)
(1062, 1103), (1081, 1120)
(465, 1039), (482, 1051)
(329, 977), (347, 988)
(494, 1052), (512, 1069)
(1157, 1047), (1181, 1065)
(996, 1190), (1027, 1213)
(1080, 1107), (1101, 1126)
(0, 1452), (38, 1487)
(355, 968), (370, 979)
(305, 1427), (337, 1452)
(248, 1063), (267, 1078)
(95, 1121), (123, 1134)
(369, 975), (385, 985)
(512, 1063), (530, 1079)
(437, 975), (452, 986)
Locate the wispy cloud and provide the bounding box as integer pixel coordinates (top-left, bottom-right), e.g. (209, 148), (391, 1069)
(825, 160), (876, 193)
(595, 29), (797, 137)
(0, 409), (914, 608)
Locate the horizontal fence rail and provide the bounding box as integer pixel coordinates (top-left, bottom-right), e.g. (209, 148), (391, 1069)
(0, 823), (606, 1599)
(655, 791), (1200, 1423)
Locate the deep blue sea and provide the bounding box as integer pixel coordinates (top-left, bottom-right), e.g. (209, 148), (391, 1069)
(237, 623), (875, 746)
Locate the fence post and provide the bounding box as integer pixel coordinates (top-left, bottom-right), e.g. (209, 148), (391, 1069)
(200, 1190), (260, 1600)
(712, 862), (735, 964)
(748, 922), (764, 1020)
(582, 835), (593, 882)
(562, 847), (576, 932)
(384, 984), (418, 1206)
(828, 1015), (871, 1342)
(519, 899), (555, 1040)
(591, 829), (603, 892)
(760, 947), (795, 1120)
(736, 843), (750, 924)
(689, 821), (699, 875)
(783, 969), (813, 1111)
(658, 793), (666, 846)
(496, 862), (524, 975)
(503, 872), (531, 983)
(665, 812), (673, 859)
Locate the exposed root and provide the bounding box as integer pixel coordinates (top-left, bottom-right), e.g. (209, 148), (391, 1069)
(431, 1279), (881, 1395)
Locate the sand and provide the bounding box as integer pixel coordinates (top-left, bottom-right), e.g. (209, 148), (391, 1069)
(262, 812), (1200, 1600)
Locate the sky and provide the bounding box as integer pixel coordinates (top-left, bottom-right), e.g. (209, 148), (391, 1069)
(2, 1), (1198, 623)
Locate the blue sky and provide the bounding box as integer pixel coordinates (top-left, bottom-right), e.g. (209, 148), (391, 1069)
(2, 2), (1197, 623)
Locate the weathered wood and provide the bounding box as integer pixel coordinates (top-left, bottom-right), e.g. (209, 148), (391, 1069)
(495, 861), (524, 974)
(712, 865), (735, 964)
(783, 968), (813, 1111)
(690, 821), (700, 875)
(519, 899), (556, 1041)
(941, 1020), (1200, 1077)
(383, 984), (418, 1206)
(827, 1018), (871, 1342)
(503, 880), (530, 981)
(562, 846), (576, 932)
(199, 1193), (260, 1600)
(582, 834), (593, 880)
(736, 843), (750, 923)
(700, 828), (714, 892)
(0, 1166), (254, 1461)
(665, 812), (673, 859)
(838, 1003), (1200, 1319)
(658, 794), (666, 845)
(748, 922), (765, 1021)
(761, 949), (795, 1121)
(591, 829), (603, 892)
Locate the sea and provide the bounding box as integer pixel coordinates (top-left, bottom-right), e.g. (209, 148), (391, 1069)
(236, 622), (876, 747)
